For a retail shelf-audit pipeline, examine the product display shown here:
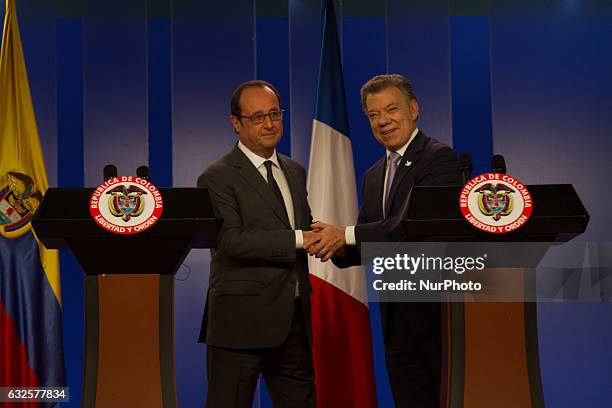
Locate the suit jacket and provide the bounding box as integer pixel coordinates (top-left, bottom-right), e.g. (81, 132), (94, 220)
(197, 145), (313, 349)
(334, 130), (462, 340)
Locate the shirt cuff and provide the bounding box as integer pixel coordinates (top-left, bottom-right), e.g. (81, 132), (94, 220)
(345, 226), (356, 246)
(295, 230), (304, 249)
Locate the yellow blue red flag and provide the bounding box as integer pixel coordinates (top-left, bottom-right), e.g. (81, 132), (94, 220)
(0, 0), (65, 399)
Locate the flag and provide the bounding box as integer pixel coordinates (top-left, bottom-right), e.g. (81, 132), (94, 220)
(307, 0), (377, 406)
(0, 0), (65, 402)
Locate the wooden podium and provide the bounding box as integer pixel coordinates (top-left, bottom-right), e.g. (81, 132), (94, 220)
(399, 184), (589, 408)
(33, 188), (219, 408)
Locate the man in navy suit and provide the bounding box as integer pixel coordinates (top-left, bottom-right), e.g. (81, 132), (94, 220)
(310, 74), (461, 407)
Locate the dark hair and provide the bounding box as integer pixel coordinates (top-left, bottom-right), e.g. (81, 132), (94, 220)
(360, 74), (417, 111)
(230, 80), (281, 117)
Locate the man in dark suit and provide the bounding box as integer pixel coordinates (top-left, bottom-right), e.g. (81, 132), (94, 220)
(310, 74), (461, 407)
(197, 80), (317, 407)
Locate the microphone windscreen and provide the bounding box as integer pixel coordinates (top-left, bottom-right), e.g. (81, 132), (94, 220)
(103, 164), (117, 181)
(459, 154), (473, 170)
(136, 165), (150, 180)
(491, 154), (506, 174)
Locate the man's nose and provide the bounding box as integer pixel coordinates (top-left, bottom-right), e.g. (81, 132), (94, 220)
(262, 114), (274, 128)
(379, 112), (391, 125)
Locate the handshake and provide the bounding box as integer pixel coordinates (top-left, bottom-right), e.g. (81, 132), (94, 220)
(303, 221), (347, 262)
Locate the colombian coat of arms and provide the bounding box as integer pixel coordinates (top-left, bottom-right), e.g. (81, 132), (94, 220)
(0, 172), (42, 238)
(459, 172), (532, 234)
(89, 176), (163, 235)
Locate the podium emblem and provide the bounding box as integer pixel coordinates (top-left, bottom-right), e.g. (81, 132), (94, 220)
(90, 176), (163, 234)
(475, 183), (514, 221)
(0, 172), (42, 238)
(107, 184), (147, 222)
(459, 173), (532, 234)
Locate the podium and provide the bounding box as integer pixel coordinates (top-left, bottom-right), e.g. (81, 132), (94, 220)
(399, 184), (589, 408)
(33, 188), (219, 408)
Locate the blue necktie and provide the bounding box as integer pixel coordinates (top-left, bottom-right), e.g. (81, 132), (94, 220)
(384, 151), (401, 215)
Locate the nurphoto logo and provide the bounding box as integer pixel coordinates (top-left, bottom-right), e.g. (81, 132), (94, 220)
(459, 172), (532, 234)
(89, 176), (163, 235)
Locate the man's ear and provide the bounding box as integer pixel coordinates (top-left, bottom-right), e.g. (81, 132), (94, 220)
(409, 99), (420, 121)
(230, 115), (241, 134)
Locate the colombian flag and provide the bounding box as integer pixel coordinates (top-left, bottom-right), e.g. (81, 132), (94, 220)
(0, 0), (66, 405)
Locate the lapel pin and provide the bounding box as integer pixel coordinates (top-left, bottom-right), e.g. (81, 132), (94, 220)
(405, 161), (412, 167)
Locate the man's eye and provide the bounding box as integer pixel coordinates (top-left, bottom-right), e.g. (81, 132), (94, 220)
(252, 113), (264, 122)
(387, 107), (398, 113)
(269, 111), (280, 120)
(369, 113), (379, 120)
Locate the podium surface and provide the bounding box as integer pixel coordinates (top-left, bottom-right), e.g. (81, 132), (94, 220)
(33, 187), (218, 408)
(399, 184), (589, 408)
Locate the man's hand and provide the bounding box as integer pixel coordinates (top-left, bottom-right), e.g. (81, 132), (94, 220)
(307, 221), (346, 262)
(303, 231), (321, 252)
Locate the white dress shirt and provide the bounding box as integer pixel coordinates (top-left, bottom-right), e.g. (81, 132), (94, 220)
(345, 128), (419, 245)
(237, 141), (304, 248)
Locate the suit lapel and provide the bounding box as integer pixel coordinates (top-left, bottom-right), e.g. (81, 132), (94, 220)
(384, 130), (427, 218)
(278, 155), (303, 228)
(231, 146), (292, 229)
(371, 157), (386, 221)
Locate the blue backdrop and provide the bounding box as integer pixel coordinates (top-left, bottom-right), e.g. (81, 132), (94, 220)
(4, 0), (612, 406)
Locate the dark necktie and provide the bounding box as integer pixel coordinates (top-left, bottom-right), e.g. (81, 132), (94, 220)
(264, 160), (289, 223)
(264, 160), (299, 296)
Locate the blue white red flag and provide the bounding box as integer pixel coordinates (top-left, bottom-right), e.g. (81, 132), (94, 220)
(307, 0), (377, 406)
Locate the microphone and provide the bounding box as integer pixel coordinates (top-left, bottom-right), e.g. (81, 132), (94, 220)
(491, 155), (507, 174)
(136, 165), (150, 180)
(103, 164), (117, 181)
(458, 154), (473, 184)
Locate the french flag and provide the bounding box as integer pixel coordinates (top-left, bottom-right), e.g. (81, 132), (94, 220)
(307, 0), (377, 406)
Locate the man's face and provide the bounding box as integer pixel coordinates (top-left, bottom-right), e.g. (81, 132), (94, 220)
(365, 86), (419, 151)
(230, 86), (282, 158)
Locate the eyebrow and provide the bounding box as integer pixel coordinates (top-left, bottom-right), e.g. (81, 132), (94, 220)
(368, 103), (396, 113)
(244, 108), (280, 115)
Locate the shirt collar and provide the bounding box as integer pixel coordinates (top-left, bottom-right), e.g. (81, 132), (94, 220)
(386, 127), (419, 161)
(238, 141), (279, 169)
